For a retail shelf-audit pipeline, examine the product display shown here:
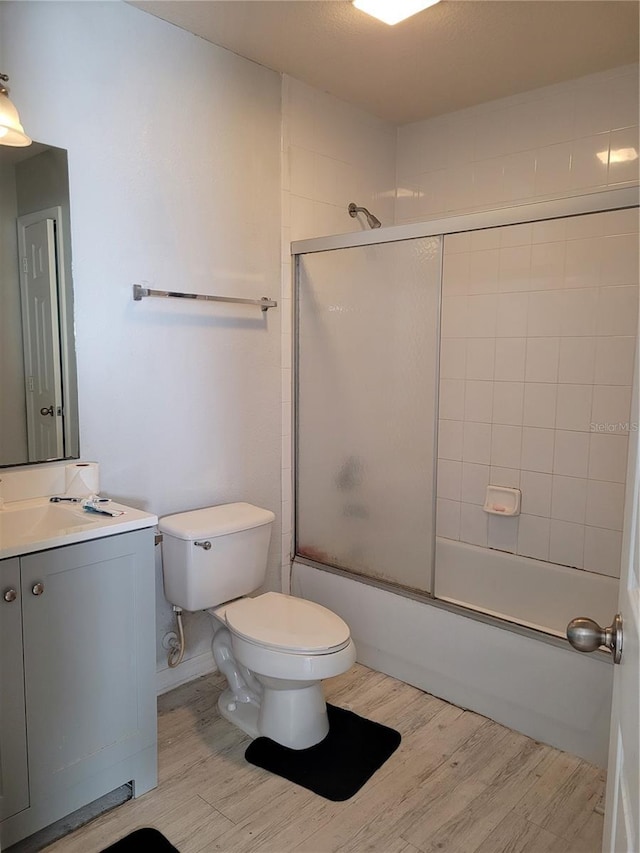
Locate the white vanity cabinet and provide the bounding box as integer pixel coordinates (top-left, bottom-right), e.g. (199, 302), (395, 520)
(0, 528), (157, 848)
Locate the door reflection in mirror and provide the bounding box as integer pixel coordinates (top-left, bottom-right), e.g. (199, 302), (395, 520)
(0, 143), (78, 466)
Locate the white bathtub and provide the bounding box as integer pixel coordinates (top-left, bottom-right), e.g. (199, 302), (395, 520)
(292, 540), (616, 767)
(435, 537), (619, 638)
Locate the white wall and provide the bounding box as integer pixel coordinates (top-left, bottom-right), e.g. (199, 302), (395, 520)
(396, 64), (639, 222)
(0, 0), (282, 690)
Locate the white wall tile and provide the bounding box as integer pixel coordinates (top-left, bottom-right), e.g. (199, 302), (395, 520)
(535, 142), (572, 196)
(492, 382), (524, 426)
(533, 218), (566, 244)
(553, 431), (590, 478)
(517, 514), (550, 561)
(521, 427), (555, 473)
(588, 433), (629, 484)
(443, 252), (470, 295)
(551, 475), (587, 523)
(445, 232), (471, 254)
(595, 286), (639, 336)
(468, 249), (500, 295)
(594, 337), (636, 385)
(523, 383), (557, 429)
(488, 514), (519, 553)
(465, 380), (494, 423)
(440, 339), (467, 379)
(499, 246), (532, 292)
(439, 379), (466, 420)
(436, 498), (461, 540)
(549, 520), (585, 569)
(496, 293), (528, 337)
(600, 234), (639, 286)
(530, 242), (565, 291)
(558, 289), (598, 336)
(461, 462), (490, 505)
(491, 424), (522, 469)
(558, 337), (596, 384)
(570, 133), (609, 190)
(500, 222), (533, 248)
(591, 385), (632, 433)
(525, 338), (559, 383)
(463, 421), (492, 465)
(520, 470), (553, 517)
(438, 419), (464, 461)
(437, 459), (463, 500)
(441, 295), (469, 338)
(494, 338), (527, 381)
(489, 467), (520, 488)
(465, 338), (495, 380)
(467, 294), (497, 338)
(608, 126), (640, 185)
(585, 480), (626, 530)
(583, 527), (622, 578)
(564, 239), (602, 289)
(527, 291), (561, 336)
(502, 150), (536, 201)
(555, 384), (593, 432)
(460, 502), (488, 547)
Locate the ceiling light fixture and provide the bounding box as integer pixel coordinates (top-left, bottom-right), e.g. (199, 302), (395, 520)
(352, 0), (441, 26)
(0, 73), (32, 147)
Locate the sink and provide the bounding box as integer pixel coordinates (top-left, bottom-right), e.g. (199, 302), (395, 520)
(0, 496), (158, 560)
(0, 503), (95, 541)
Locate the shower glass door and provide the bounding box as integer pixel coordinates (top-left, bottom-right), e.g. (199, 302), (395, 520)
(295, 237), (442, 594)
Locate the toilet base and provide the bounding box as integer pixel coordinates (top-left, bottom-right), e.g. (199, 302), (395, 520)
(218, 688), (260, 739)
(218, 682), (330, 750)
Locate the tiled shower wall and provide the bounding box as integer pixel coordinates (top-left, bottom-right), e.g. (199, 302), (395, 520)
(395, 64), (639, 222)
(280, 75), (397, 588)
(395, 62), (639, 580)
(283, 63), (639, 587)
(437, 209), (639, 578)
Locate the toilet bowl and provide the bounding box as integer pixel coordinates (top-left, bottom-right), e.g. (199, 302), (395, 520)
(159, 503), (356, 750)
(213, 592), (356, 748)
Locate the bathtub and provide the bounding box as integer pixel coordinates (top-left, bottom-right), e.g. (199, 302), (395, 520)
(292, 538), (617, 767)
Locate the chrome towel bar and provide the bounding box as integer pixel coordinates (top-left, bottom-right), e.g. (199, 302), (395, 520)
(132, 284), (277, 312)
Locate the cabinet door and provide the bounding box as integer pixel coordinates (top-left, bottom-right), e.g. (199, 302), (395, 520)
(21, 532), (156, 798)
(0, 558), (29, 820)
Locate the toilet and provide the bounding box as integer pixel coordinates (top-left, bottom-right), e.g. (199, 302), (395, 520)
(159, 502), (356, 749)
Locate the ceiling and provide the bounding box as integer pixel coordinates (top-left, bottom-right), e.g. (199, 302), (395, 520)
(132, 0), (639, 125)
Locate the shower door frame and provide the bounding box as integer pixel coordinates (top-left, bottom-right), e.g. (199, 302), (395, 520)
(292, 186), (639, 650)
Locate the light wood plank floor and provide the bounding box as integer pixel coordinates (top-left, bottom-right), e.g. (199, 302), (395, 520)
(44, 664), (605, 853)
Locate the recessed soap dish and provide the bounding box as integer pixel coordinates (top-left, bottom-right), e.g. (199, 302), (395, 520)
(483, 485), (521, 517)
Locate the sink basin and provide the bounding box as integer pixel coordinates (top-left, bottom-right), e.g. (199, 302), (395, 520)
(0, 503), (95, 541)
(0, 497), (158, 560)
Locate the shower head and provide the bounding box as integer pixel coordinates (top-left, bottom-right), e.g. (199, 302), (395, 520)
(348, 202), (382, 229)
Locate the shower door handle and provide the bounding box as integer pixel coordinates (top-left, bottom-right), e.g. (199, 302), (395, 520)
(566, 614), (622, 663)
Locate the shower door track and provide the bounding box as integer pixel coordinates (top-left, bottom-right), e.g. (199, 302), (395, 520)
(292, 185), (639, 652)
(294, 555), (612, 659)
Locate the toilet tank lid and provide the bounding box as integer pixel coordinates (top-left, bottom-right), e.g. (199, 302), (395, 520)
(159, 502), (275, 540)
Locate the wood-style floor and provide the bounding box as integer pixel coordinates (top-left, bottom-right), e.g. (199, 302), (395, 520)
(45, 663), (605, 853)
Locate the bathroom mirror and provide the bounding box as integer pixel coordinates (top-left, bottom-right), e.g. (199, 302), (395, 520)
(0, 141), (79, 467)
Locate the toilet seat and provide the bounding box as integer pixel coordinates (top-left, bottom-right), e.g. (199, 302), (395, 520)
(219, 592), (351, 655)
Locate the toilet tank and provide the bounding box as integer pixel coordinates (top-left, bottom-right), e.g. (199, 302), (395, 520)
(159, 503), (275, 611)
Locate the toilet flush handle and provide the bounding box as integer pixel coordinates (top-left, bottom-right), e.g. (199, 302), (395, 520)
(194, 540), (211, 550)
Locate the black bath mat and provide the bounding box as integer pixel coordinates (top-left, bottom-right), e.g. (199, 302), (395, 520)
(245, 703), (401, 801)
(101, 827), (179, 852)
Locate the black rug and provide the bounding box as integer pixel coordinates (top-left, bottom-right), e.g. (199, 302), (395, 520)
(245, 703), (401, 801)
(101, 827), (179, 852)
